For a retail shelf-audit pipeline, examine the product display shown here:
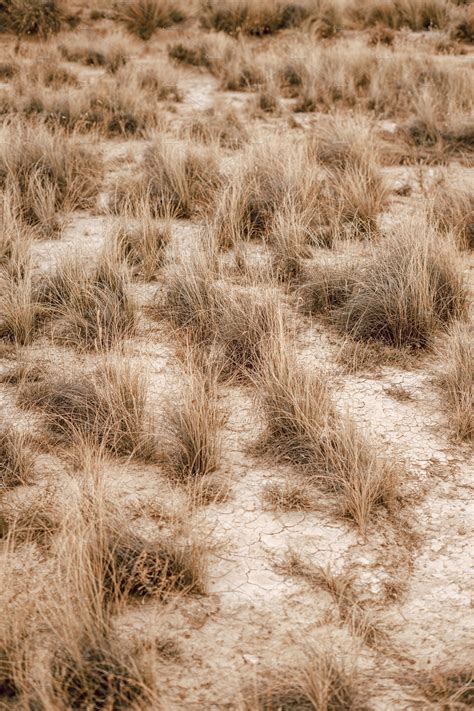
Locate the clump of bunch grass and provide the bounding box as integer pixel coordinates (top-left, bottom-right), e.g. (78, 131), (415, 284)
(0, 425), (35, 490)
(112, 139), (222, 219)
(336, 218), (466, 349)
(1, 0), (64, 37)
(435, 323), (473, 442)
(257, 332), (399, 530)
(248, 647), (368, 710)
(163, 362), (226, 480)
(0, 123), (102, 237)
(201, 0), (311, 35)
(107, 201), (171, 281)
(17, 360), (157, 461)
(429, 178), (474, 250)
(58, 34), (129, 73)
(50, 637), (151, 710)
(116, 0), (187, 39)
(36, 251), (137, 350)
(160, 239), (281, 379)
(104, 528), (207, 599)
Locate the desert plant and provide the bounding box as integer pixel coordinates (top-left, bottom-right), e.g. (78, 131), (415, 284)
(104, 529), (207, 599)
(429, 178), (474, 250)
(0, 123), (102, 236)
(0, 258), (41, 346)
(17, 360), (157, 460)
(50, 637), (151, 710)
(163, 365), (225, 479)
(1, 0), (64, 37)
(58, 34), (129, 73)
(435, 323), (473, 442)
(36, 251), (137, 350)
(257, 332), (399, 530)
(0, 425), (35, 489)
(249, 648), (368, 710)
(201, 0), (311, 35)
(336, 218), (467, 348)
(415, 666), (474, 707)
(107, 201), (171, 281)
(117, 0), (187, 39)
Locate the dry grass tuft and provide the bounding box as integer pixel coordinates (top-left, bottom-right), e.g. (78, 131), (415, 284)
(415, 666), (474, 708)
(1, 0), (64, 37)
(36, 251), (137, 349)
(184, 103), (249, 149)
(257, 332), (399, 530)
(105, 529), (207, 599)
(58, 34), (129, 73)
(113, 139), (221, 219)
(201, 0), (311, 35)
(435, 323), (473, 442)
(50, 637), (152, 710)
(107, 202), (171, 281)
(161, 238), (281, 378)
(429, 178), (474, 250)
(117, 0), (188, 39)
(163, 364), (226, 480)
(0, 425), (35, 490)
(17, 360), (157, 460)
(336, 219), (467, 348)
(0, 123), (102, 237)
(262, 478), (316, 512)
(249, 648), (368, 710)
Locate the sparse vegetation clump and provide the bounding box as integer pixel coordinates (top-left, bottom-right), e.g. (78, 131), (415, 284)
(0, 0), (64, 37)
(249, 648), (368, 710)
(257, 332), (399, 530)
(17, 360), (156, 460)
(112, 139), (222, 218)
(435, 323), (473, 442)
(0, 424), (35, 489)
(200, 0), (312, 35)
(303, 217), (466, 351)
(335, 220), (466, 349)
(35, 251), (137, 349)
(430, 178), (474, 250)
(107, 203), (171, 281)
(117, 0), (188, 39)
(163, 366), (225, 480)
(0, 123), (102, 237)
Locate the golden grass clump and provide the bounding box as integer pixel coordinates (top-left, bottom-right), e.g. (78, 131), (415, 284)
(200, 0), (312, 35)
(161, 238), (282, 378)
(248, 648), (368, 710)
(0, 246), (41, 346)
(0, 425), (35, 490)
(17, 360), (157, 460)
(349, 0), (449, 31)
(257, 332), (399, 530)
(0, 123), (102, 237)
(58, 34), (129, 73)
(36, 251), (137, 350)
(0, 0), (64, 37)
(107, 202), (171, 281)
(163, 366), (226, 480)
(435, 323), (473, 442)
(429, 178), (474, 250)
(112, 139), (222, 218)
(116, 0), (188, 39)
(336, 218), (467, 348)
